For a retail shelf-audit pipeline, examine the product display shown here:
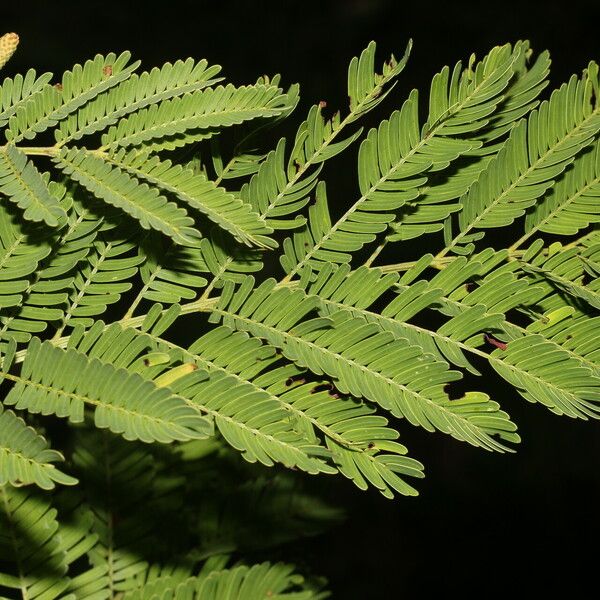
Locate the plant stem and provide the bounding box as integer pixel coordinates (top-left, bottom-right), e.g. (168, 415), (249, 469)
(377, 256), (457, 273)
(1, 145), (59, 157)
(376, 249), (529, 273)
(13, 296), (219, 364)
(363, 239), (387, 267)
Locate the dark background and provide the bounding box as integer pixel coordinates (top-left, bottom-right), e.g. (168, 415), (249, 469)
(4, 1), (599, 597)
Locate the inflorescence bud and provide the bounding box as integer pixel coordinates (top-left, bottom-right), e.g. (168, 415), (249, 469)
(0, 32), (19, 69)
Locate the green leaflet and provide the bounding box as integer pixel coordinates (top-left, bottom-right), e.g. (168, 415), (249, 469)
(0, 403), (77, 489)
(55, 58), (223, 145)
(490, 334), (600, 418)
(100, 83), (292, 150)
(6, 52), (141, 143)
(3, 337), (213, 443)
(0, 186), (103, 347)
(523, 138), (600, 238)
(55, 147), (203, 247)
(124, 562), (325, 600)
(0, 69), (53, 128)
(0, 144), (66, 226)
(108, 149), (274, 248)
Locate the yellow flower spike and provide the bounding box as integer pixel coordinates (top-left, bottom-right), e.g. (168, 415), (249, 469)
(0, 32), (19, 69)
(154, 363), (198, 388)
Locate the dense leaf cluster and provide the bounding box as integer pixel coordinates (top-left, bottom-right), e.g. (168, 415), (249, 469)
(0, 31), (598, 598)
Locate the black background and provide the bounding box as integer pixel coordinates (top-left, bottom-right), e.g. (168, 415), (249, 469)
(3, 1), (600, 597)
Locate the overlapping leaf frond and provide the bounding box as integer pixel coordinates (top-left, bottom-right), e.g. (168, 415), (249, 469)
(283, 210), (539, 379)
(66, 321), (337, 476)
(55, 147), (204, 246)
(468, 41), (551, 153)
(442, 62), (600, 256)
(124, 562), (327, 600)
(523, 138), (600, 238)
(0, 186), (104, 347)
(264, 372), (425, 498)
(0, 485), (95, 600)
(75, 315), (420, 497)
(2, 336), (213, 443)
(231, 40), (412, 239)
(527, 309), (600, 377)
(387, 157), (490, 241)
(298, 250), (600, 425)
(200, 229), (264, 288)
(108, 148), (274, 247)
(519, 239), (600, 309)
(134, 233), (209, 307)
(281, 43), (537, 277)
(120, 227), (258, 315)
(163, 325), (422, 497)
(56, 227), (144, 332)
(0, 69), (53, 128)
(490, 334), (600, 418)
(303, 257), (506, 373)
(0, 201), (52, 311)
(0, 402), (77, 489)
(386, 42), (551, 243)
(167, 366), (337, 476)
(6, 52), (140, 143)
(55, 58), (223, 145)
(239, 137), (318, 231)
(99, 83), (293, 150)
(209, 277), (518, 451)
(0, 144), (66, 226)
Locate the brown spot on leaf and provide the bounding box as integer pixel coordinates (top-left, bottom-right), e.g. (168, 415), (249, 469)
(311, 382), (334, 394)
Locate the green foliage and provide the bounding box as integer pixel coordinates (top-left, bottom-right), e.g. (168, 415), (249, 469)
(0, 32), (598, 598)
(0, 144), (65, 226)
